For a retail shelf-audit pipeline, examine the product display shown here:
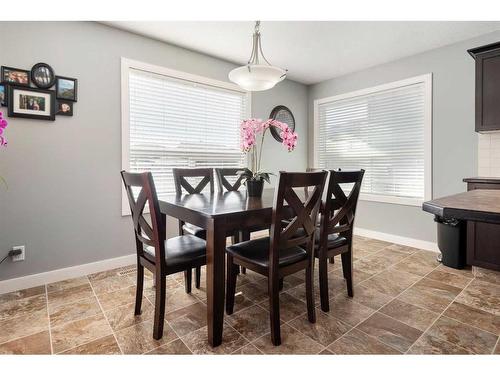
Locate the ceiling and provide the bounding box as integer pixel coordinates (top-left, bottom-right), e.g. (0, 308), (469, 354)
(105, 21), (500, 85)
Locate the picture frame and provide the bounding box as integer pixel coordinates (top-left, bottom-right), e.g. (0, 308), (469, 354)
(0, 83), (6, 107)
(1, 66), (30, 86)
(55, 76), (77, 102)
(31, 62), (56, 89)
(56, 100), (73, 116)
(7, 86), (55, 121)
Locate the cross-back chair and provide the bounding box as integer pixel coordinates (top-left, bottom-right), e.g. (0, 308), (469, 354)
(121, 171), (207, 340)
(316, 169), (364, 312)
(225, 171), (327, 345)
(306, 167), (336, 264)
(215, 168), (245, 192)
(215, 167), (271, 275)
(172, 168), (214, 291)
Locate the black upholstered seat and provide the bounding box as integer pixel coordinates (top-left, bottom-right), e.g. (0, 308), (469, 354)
(226, 237), (308, 269)
(182, 223), (206, 239)
(144, 234), (206, 267)
(315, 232), (347, 250)
(294, 227), (347, 250)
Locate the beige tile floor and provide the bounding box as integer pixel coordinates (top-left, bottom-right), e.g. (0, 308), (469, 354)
(1, 235), (499, 355)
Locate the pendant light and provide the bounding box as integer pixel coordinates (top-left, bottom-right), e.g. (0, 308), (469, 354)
(229, 21), (287, 92)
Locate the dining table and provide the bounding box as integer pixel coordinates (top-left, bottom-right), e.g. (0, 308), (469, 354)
(158, 189), (278, 347)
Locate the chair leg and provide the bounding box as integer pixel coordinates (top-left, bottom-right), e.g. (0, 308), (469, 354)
(135, 263), (144, 315)
(268, 276), (281, 346)
(225, 255), (238, 315)
(184, 269), (192, 294)
(240, 230), (250, 275)
(195, 266), (201, 289)
(153, 273), (166, 340)
(305, 262), (316, 323)
(329, 257), (335, 264)
(319, 254), (330, 312)
(279, 278), (284, 291)
(341, 249), (354, 297)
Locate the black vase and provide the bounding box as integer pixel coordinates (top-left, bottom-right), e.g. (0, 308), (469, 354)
(247, 179), (264, 197)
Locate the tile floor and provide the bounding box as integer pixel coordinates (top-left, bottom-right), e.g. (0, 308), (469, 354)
(1, 235), (499, 355)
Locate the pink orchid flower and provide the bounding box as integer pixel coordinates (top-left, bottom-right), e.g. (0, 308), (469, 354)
(240, 118), (298, 179)
(0, 111), (7, 147)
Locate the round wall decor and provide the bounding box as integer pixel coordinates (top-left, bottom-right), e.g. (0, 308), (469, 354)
(31, 63), (56, 89)
(269, 105), (296, 142)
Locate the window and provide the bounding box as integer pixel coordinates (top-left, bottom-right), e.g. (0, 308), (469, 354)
(122, 58), (250, 214)
(314, 74), (432, 206)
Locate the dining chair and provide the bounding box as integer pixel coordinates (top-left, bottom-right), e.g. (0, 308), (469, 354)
(172, 167), (213, 292)
(215, 168), (245, 192)
(315, 169), (364, 312)
(225, 171), (327, 345)
(306, 167), (335, 264)
(215, 167), (271, 274)
(121, 171), (207, 340)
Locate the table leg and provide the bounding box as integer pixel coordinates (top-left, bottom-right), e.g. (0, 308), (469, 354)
(206, 217), (226, 347)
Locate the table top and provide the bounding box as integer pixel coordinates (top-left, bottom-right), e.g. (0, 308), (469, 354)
(422, 189), (500, 223)
(159, 189), (277, 218)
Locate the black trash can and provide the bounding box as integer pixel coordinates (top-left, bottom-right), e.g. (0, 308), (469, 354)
(434, 216), (467, 269)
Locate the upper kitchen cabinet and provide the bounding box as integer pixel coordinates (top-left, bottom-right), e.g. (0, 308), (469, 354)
(469, 42), (500, 132)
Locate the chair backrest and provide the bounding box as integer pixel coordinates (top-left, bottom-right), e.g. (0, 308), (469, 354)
(172, 168), (214, 195)
(320, 169), (365, 241)
(304, 167), (326, 196)
(121, 171), (165, 267)
(269, 171), (327, 270)
(215, 168), (245, 192)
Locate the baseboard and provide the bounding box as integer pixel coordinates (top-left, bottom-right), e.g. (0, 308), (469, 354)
(0, 253), (136, 294)
(355, 227), (439, 253)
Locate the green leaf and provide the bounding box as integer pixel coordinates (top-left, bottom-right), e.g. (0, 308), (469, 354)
(254, 171), (273, 184)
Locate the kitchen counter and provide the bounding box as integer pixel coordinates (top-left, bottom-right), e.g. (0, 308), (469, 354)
(423, 188), (500, 271)
(463, 177), (500, 184)
(423, 189), (500, 224)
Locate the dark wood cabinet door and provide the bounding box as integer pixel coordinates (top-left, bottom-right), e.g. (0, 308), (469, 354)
(467, 221), (500, 271)
(465, 180), (500, 271)
(471, 45), (500, 132)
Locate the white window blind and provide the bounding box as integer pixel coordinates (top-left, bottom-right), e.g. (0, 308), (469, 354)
(315, 75), (431, 205)
(127, 67), (248, 199)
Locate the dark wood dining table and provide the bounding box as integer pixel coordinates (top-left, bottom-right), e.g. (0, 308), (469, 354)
(158, 189), (277, 347)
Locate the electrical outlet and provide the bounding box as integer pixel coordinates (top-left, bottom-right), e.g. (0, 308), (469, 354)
(11, 246), (25, 262)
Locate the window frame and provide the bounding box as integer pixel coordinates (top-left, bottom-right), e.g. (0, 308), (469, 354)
(121, 57), (251, 216)
(313, 73), (433, 207)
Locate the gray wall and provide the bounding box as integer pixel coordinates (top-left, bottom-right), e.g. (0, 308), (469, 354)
(0, 21), (308, 281)
(308, 30), (500, 243)
(252, 80), (308, 178)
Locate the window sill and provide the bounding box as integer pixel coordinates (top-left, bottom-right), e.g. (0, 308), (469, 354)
(359, 193), (424, 207)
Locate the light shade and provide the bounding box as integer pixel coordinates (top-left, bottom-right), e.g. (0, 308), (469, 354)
(229, 64), (286, 92)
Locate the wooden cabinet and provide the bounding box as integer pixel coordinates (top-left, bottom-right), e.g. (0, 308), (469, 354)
(468, 42), (500, 132)
(463, 177), (500, 271)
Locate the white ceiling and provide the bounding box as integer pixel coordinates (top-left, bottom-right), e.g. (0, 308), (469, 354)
(105, 21), (500, 85)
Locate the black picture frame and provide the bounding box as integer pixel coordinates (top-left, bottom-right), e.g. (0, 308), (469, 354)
(0, 83), (6, 107)
(7, 85), (55, 121)
(31, 62), (56, 89)
(1, 66), (30, 86)
(269, 105), (296, 142)
(56, 100), (73, 116)
(55, 76), (78, 102)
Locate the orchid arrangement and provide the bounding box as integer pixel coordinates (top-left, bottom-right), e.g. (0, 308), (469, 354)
(239, 118), (298, 184)
(0, 111), (8, 188)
